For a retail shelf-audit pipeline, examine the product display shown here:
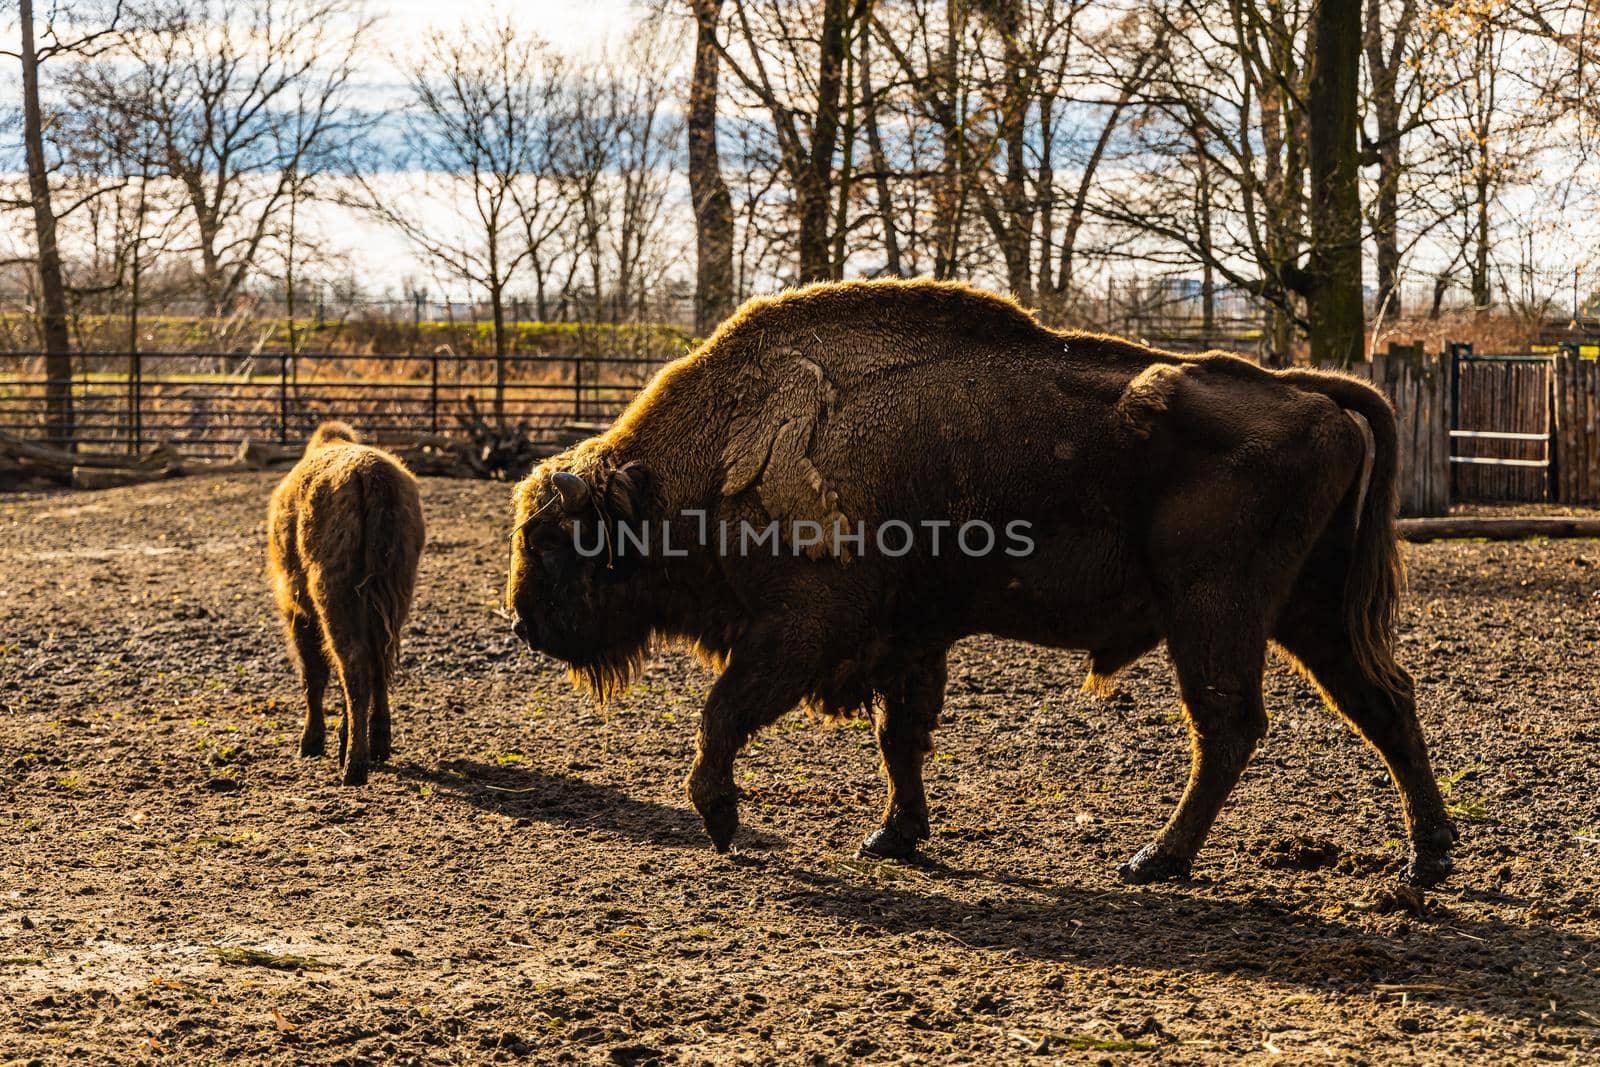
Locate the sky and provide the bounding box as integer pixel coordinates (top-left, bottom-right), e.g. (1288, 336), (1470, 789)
(324, 0), (661, 293)
(367, 0), (643, 61)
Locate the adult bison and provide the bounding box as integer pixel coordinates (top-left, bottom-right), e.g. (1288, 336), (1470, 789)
(505, 279), (1457, 886)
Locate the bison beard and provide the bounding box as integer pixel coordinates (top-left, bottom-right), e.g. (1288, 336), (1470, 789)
(268, 421), (425, 786)
(504, 279), (1458, 887)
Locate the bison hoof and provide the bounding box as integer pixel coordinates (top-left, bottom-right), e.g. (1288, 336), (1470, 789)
(299, 736), (325, 758)
(1402, 822), (1457, 887)
(697, 796), (740, 853)
(1402, 852), (1453, 888)
(341, 761), (369, 787)
(1118, 846), (1192, 885)
(859, 825), (921, 861)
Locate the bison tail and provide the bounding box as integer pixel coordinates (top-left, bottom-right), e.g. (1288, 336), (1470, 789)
(358, 468), (424, 678)
(1292, 373), (1409, 694)
(309, 420), (360, 450)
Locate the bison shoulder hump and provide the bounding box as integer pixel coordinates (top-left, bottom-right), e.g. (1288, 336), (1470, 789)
(1114, 363), (1187, 440)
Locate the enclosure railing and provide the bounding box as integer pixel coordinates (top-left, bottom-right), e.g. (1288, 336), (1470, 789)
(0, 350), (670, 458)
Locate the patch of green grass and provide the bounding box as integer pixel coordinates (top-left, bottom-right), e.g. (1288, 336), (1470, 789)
(210, 946), (331, 970)
(1055, 1034), (1154, 1052)
(1439, 765), (1498, 825)
(493, 751), (526, 766)
(176, 832), (258, 852)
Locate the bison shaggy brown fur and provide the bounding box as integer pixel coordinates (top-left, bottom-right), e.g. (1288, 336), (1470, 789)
(268, 421), (425, 785)
(505, 279), (1457, 886)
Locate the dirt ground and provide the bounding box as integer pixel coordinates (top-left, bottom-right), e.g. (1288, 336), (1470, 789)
(2, 473), (1598, 1065)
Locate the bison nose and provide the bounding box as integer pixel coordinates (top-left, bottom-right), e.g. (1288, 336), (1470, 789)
(512, 618), (530, 644)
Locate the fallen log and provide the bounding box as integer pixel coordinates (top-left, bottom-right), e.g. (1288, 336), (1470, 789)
(71, 465), (173, 491)
(234, 437), (302, 469)
(0, 431), (170, 470)
(1398, 516), (1600, 542)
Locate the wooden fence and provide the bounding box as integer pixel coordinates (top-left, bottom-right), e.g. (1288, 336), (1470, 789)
(1553, 354), (1600, 505)
(1356, 344), (1450, 517)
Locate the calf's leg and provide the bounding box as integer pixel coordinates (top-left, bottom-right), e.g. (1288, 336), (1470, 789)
(370, 653), (393, 765)
(314, 593), (373, 787)
(289, 615), (330, 758)
(860, 652), (947, 860)
(1275, 613), (1456, 886)
(332, 655), (373, 787)
(1121, 614), (1267, 884)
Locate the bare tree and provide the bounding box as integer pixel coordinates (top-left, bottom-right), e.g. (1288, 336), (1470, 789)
(348, 17), (563, 417)
(687, 0), (736, 332)
(1304, 0), (1365, 366)
(122, 0), (368, 313)
(718, 0), (870, 282)
(4, 0), (125, 443)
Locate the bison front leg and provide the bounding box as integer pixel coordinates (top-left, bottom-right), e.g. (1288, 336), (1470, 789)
(860, 652), (947, 861)
(685, 632), (816, 853)
(1120, 620), (1267, 884)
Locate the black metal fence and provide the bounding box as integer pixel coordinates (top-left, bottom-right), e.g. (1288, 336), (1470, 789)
(0, 350), (669, 458)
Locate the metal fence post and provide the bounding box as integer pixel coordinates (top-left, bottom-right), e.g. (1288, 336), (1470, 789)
(279, 350), (290, 444)
(129, 349), (142, 455)
(430, 347), (440, 436)
(573, 355), (583, 420)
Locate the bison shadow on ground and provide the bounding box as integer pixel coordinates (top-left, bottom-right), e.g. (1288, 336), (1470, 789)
(777, 861), (1600, 1026)
(389, 759), (787, 850)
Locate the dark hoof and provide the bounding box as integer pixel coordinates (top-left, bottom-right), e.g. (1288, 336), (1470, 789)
(1118, 846), (1192, 885)
(371, 745), (392, 766)
(697, 796), (739, 853)
(341, 761), (369, 787)
(858, 825), (921, 861)
(299, 737), (325, 758)
(1403, 852), (1453, 888)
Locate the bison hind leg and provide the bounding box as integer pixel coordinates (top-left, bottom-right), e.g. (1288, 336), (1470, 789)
(370, 661), (392, 765)
(859, 650), (948, 862)
(1274, 608), (1455, 886)
(1120, 615), (1267, 884)
(289, 615), (331, 759)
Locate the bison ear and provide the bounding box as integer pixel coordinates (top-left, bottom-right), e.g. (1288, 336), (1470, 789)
(604, 461), (654, 522)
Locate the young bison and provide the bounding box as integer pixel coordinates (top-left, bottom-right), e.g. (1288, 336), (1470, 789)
(268, 421), (425, 785)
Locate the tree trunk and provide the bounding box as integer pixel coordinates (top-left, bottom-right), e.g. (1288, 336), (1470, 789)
(1472, 167), (1492, 312)
(688, 0), (735, 334)
(860, 28), (902, 276)
(1305, 0), (1365, 368)
(931, 0), (967, 279)
(994, 9), (1033, 305)
(796, 0), (853, 283)
(1364, 0), (1410, 320)
(19, 0), (74, 447)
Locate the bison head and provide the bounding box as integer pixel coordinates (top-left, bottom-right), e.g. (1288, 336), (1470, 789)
(506, 460), (656, 696)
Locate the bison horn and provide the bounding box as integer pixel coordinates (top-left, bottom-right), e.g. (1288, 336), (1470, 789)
(551, 472), (591, 514)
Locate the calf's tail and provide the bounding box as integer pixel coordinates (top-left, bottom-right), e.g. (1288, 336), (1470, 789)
(358, 468), (423, 678)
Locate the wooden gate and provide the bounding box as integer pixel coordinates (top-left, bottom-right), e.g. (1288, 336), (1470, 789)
(1358, 343), (1450, 516)
(1449, 345), (1552, 502)
(1552, 351), (1600, 504)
